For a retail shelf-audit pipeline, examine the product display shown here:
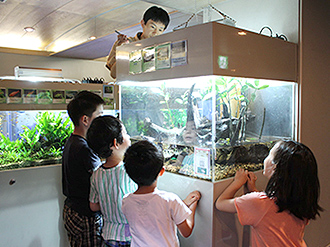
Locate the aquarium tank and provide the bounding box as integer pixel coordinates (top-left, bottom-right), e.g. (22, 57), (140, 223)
(120, 75), (297, 182)
(0, 109), (118, 171)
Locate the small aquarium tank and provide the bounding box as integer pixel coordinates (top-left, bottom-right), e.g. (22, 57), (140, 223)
(120, 75), (297, 182)
(0, 110), (71, 170)
(0, 109), (118, 171)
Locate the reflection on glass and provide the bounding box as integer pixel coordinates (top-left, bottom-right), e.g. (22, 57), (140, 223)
(0, 109), (117, 171)
(121, 75), (296, 181)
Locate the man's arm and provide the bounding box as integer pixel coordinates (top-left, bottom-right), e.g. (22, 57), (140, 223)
(106, 34), (129, 79)
(90, 202), (101, 212)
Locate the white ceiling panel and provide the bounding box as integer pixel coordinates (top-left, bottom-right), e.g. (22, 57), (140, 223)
(0, 0), (225, 58)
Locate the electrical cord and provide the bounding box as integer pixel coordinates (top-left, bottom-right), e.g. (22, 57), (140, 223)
(173, 4), (236, 31)
(259, 26), (288, 41)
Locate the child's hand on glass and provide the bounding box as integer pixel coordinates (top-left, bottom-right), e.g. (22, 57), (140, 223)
(245, 171), (258, 193)
(233, 168), (249, 187)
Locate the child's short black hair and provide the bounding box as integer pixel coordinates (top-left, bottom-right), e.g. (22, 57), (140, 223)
(67, 91), (104, 126)
(143, 6), (170, 30)
(265, 140), (323, 220)
(124, 140), (164, 186)
(87, 115), (123, 159)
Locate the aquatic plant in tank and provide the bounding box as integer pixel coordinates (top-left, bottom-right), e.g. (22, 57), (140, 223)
(124, 76), (269, 144)
(0, 111), (73, 170)
(121, 75), (295, 181)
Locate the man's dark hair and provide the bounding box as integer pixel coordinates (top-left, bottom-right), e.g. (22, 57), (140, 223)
(143, 6), (170, 30)
(67, 91), (104, 126)
(124, 140), (164, 186)
(265, 140), (323, 220)
(87, 115), (123, 159)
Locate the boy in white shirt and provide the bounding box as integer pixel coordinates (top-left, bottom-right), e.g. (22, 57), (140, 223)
(106, 6), (170, 79)
(122, 140), (201, 247)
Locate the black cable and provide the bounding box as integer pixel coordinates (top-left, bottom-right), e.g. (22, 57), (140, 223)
(259, 26), (288, 41)
(259, 26), (273, 37)
(277, 34), (288, 41)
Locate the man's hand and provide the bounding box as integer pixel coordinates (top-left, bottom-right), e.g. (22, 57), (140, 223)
(117, 34), (129, 46)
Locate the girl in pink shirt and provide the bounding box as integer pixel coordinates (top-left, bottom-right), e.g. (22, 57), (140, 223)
(215, 140), (323, 247)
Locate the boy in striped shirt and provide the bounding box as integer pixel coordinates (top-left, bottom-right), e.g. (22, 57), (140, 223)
(87, 115), (137, 247)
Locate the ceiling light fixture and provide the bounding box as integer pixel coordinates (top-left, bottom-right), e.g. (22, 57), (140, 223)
(88, 18), (97, 41)
(238, 31), (247, 36)
(24, 27), (35, 33)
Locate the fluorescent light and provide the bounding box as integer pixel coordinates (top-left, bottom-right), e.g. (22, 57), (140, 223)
(24, 27), (35, 32)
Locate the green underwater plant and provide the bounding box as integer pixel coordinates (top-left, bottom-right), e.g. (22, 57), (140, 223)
(120, 76), (269, 145)
(0, 112), (73, 170)
(36, 112), (73, 149)
(159, 83), (187, 129)
(201, 77), (269, 145)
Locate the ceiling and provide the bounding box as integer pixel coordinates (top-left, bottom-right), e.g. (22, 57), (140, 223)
(0, 0), (227, 60)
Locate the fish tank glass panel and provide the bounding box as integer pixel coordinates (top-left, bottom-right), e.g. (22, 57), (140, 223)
(120, 75), (297, 182)
(0, 109), (118, 171)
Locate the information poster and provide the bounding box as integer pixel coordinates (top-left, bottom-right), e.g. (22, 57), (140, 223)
(218, 55), (229, 69)
(0, 88), (6, 104)
(142, 46), (156, 73)
(171, 40), (187, 67)
(23, 89), (37, 104)
(37, 89), (52, 104)
(7, 88), (22, 104)
(103, 98), (115, 109)
(155, 43), (171, 70)
(103, 85), (114, 98)
(129, 50), (142, 74)
(52, 90), (65, 104)
(66, 90), (78, 103)
(194, 147), (211, 179)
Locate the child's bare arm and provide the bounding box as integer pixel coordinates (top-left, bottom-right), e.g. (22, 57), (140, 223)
(106, 34), (129, 78)
(178, 191), (201, 238)
(90, 201), (101, 212)
(183, 190), (200, 207)
(215, 169), (248, 213)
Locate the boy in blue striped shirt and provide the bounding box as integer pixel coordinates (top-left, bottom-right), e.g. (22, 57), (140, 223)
(87, 115), (137, 247)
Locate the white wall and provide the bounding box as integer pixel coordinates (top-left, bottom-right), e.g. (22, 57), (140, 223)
(0, 165), (68, 247)
(212, 0), (299, 43)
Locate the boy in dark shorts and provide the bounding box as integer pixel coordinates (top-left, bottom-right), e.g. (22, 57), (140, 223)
(62, 91), (104, 246)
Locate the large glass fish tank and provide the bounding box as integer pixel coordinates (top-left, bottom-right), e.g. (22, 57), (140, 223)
(109, 21), (298, 246)
(0, 78), (118, 171)
(121, 76), (296, 182)
(117, 21), (297, 183)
